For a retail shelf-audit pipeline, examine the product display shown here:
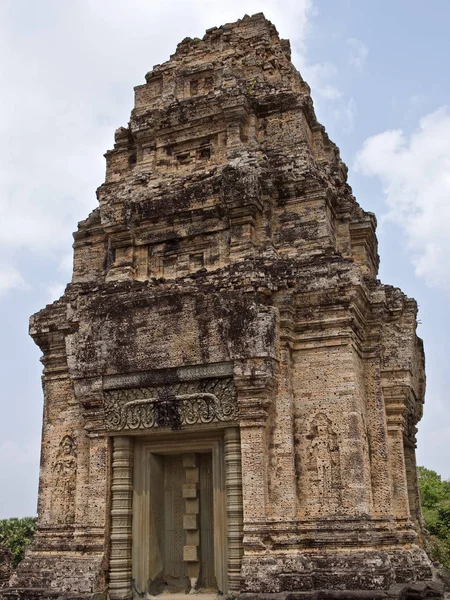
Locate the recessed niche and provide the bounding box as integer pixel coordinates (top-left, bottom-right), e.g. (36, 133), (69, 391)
(190, 253), (204, 271)
(176, 153), (191, 164)
(199, 147), (211, 160)
(190, 80), (199, 96)
(163, 255), (177, 277)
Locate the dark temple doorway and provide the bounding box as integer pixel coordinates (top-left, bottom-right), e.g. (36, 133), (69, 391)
(133, 444), (220, 596)
(163, 453), (216, 592)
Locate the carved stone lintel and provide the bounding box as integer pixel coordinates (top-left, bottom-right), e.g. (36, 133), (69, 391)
(105, 379), (238, 432)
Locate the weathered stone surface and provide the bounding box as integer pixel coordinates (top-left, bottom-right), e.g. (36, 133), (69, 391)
(0, 545), (12, 588)
(1, 12), (439, 600)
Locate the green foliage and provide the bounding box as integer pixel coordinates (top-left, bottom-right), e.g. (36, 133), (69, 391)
(428, 533), (450, 568)
(0, 517), (36, 567)
(418, 466), (450, 568)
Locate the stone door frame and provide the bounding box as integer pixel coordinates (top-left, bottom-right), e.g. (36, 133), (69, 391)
(109, 427), (243, 600)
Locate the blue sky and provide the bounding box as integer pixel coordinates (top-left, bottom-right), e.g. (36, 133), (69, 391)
(1, 0), (449, 517)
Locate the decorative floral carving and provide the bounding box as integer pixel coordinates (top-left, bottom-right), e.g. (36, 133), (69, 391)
(51, 435), (77, 524)
(104, 378), (238, 431)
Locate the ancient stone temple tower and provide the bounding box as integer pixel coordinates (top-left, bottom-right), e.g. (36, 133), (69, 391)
(6, 13), (439, 600)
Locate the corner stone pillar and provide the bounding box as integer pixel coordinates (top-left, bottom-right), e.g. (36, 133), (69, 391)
(239, 411), (269, 521)
(364, 355), (392, 516)
(272, 302), (297, 518)
(234, 360), (275, 549)
(110, 436), (134, 600)
(384, 387), (410, 519)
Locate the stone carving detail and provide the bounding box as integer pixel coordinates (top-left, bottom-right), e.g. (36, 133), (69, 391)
(51, 435), (77, 524)
(105, 378), (238, 432)
(224, 428), (244, 592)
(109, 437), (133, 599)
(306, 413), (342, 512)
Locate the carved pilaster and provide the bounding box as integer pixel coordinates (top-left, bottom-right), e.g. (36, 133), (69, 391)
(34, 330), (70, 379)
(384, 387), (410, 520)
(271, 302), (297, 518)
(234, 360), (275, 542)
(363, 352), (392, 517)
(224, 427), (243, 592)
(110, 436), (133, 599)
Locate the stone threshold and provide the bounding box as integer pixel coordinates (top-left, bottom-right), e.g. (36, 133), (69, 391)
(0, 582), (446, 600)
(239, 581), (445, 599)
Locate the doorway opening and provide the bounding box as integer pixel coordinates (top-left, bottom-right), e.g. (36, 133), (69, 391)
(132, 438), (227, 596)
(162, 452), (215, 592)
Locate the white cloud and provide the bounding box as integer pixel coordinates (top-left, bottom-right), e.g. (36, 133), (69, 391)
(303, 62), (342, 100)
(355, 107), (450, 292)
(58, 253), (74, 276)
(46, 282), (66, 302)
(0, 265), (26, 295)
(333, 97), (356, 133)
(347, 37), (368, 69)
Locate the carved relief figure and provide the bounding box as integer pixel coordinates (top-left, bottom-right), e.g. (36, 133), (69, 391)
(51, 435), (77, 524)
(306, 413), (342, 512)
